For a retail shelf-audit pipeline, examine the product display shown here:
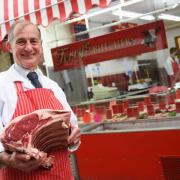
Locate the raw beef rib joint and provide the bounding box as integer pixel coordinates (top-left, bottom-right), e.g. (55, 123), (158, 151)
(0, 109), (71, 169)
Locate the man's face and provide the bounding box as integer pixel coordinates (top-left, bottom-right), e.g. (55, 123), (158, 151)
(10, 23), (43, 70)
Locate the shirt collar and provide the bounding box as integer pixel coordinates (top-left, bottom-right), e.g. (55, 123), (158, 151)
(14, 63), (42, 80)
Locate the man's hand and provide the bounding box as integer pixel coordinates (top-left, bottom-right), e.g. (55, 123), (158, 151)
(0, 151), (47, 172)
(68, 125), (81, 148)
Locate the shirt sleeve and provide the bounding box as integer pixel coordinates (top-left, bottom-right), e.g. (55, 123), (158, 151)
(164, 57), (174, 76)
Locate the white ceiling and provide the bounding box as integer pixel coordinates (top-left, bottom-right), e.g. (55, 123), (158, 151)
(87, 0), (180, 28)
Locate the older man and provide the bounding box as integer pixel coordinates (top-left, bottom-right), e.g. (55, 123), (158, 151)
(0, 20), (80, 180)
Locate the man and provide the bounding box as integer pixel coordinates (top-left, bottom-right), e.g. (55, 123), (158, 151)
(0, 20), (80, 179)
(164, 47), (180, 87)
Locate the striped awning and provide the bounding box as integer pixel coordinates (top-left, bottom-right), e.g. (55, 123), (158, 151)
(0, 0), (112, 41)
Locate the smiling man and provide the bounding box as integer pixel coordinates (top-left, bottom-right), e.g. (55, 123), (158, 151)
(0, 20), (80, 180)
(8, 21), (43, 70)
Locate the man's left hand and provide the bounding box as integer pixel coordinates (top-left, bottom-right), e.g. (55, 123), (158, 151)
(68, 125), (81, 148)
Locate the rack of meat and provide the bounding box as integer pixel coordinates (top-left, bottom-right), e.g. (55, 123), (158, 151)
(0, 109), (71, 169)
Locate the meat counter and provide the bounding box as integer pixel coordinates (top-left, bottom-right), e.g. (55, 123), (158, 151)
(73, 117), (180, 180)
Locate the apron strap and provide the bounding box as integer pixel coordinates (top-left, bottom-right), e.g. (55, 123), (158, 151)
(14, 81), (24, 93)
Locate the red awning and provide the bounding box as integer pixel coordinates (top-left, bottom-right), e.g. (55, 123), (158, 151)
(0, 0), (112, 41)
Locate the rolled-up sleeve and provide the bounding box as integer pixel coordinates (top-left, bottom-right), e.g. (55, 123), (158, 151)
(164, 58), (174, 76)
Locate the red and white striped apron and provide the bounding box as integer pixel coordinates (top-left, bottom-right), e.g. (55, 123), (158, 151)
(1, 81), (74, 180)
(172, 60), (179, 76)
(169, 60), (180, 86)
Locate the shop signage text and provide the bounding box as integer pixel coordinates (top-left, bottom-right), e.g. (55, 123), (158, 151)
(51, 20), (167, 71)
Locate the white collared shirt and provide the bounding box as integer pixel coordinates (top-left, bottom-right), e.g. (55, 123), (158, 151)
(164, 56), (180, 76)
(0, 64), (78, 152)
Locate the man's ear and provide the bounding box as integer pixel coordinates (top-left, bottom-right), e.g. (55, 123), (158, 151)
(6, 42), (12, 53)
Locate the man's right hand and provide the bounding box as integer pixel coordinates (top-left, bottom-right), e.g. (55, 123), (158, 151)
(0, 151), (47, 172)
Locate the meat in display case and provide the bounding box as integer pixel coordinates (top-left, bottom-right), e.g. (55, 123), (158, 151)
(73, 88), (180, 124)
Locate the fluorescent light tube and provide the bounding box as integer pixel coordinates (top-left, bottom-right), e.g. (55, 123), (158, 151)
(158, 13), (180, 21)
(140, 15), (155, 20)
(112, 10), (155, 21)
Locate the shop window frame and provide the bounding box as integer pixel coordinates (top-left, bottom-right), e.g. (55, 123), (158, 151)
(175, 36), (180, 49)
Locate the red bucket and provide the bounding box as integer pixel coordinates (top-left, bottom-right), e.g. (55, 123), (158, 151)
(144, 96), (151, 105)
(106, 109), (112, 119)
(147, 104), (155, 116)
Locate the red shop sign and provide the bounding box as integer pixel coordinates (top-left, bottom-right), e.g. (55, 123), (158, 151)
(51, 20), (167, 71)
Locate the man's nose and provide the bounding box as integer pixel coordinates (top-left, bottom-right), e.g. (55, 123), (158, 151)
(24, 41), (33, 51)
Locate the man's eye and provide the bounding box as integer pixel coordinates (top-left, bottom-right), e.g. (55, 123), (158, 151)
(16, 40), (26, 46)
(30, 39), (40, 45)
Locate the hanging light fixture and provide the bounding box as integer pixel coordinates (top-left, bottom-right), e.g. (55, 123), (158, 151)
(112, 10), (155, 21)
(158, 13), (180, 21)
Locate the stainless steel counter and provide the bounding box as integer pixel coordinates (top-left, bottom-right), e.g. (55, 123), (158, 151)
(80, 116), (180, 134)
(71, 88), (149, 107)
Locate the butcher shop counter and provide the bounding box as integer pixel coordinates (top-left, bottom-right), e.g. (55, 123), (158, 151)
(74, 117), (180, 180)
